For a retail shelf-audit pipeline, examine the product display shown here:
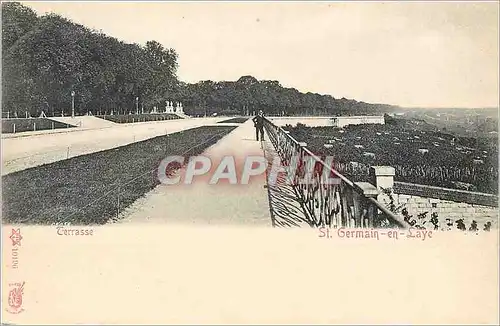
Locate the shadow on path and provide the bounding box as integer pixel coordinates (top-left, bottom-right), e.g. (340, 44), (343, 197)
(262, 139), (310, 228)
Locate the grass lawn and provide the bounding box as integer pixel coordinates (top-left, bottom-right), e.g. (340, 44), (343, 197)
(2, 125), (237, 225)
(2, 118), (74, 133)
(217, 117), (249, 124)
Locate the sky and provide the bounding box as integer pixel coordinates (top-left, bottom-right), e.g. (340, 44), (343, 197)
(22, 1), (499, 108)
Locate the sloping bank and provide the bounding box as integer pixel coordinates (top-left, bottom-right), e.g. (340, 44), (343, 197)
(2, 125), (237, 225)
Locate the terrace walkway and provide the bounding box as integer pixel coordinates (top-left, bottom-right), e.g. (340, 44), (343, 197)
(48, 115), (117, 128)
(117, 120), (275, 226)
(1, 117), (226, 175)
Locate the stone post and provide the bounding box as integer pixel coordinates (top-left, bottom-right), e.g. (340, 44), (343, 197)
(369, 166), (395, 192)
(369, 165), (395, 208)
(354, 182), (379, 227)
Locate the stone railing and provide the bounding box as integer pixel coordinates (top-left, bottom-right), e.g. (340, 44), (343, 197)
(263, 118), (409, 229)
(393, 182), (498, 207)
(368, 165), (498, 206)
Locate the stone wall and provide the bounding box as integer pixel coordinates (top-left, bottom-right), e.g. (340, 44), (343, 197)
(393, 181), (497, 206)
(268, 117), (334, 127)
(391, 189), (497, 230)
(370, 166), (498, 231)
(332, 115), (385, 128)
(268, 116), (386, 128)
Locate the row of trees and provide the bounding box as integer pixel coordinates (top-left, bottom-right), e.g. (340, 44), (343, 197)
(180, 76), (397, 117)
(2, 2), (179, 117)
(2, 2), (398, 117)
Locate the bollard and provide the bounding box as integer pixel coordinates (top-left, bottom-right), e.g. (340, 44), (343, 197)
(13, 124), (16, 133)
(33, 122), (36, 131)
(52, 122), (55, 129)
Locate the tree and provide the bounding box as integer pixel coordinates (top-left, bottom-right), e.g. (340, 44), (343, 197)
(2, 2), (181, 116)
(2, 2), (400, 118)
(2, 2), (38, 53)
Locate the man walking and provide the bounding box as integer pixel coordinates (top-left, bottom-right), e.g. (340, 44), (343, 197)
(252, 110), (265, 141)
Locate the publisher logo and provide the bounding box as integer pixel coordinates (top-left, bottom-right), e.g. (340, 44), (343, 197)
(9, 228), (22, 247)
(6, 282), (25, 314)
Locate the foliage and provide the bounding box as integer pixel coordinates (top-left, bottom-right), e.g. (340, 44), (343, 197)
(96, 113), (180, 124)
(286, 122), (499, 194)
(179, 77), (398, 117)
(2, 2), (399, 118)
(2, 2), (179, 116)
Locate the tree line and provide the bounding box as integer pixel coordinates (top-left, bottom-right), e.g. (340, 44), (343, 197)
(2, 2), (178, 117)
(2, 2), (399, 117)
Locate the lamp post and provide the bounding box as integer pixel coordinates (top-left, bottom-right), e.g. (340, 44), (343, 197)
(136, 97), (139, 114)
(71, 91), (75, 118)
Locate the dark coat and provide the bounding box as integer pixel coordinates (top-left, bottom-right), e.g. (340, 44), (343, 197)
(252, 115), (264, 127)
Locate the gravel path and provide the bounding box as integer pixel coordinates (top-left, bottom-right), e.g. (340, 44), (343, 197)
(117, 120), (272, 226)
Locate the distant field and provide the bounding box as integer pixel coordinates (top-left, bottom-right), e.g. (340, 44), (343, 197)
(217, 117), (249, 123)
(396, 108), (498, 138)
(2, 125), (237, 225)
(285, 122), (498, 194)
(2, 118), (74, 133)
(96, 113), (180, 123)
